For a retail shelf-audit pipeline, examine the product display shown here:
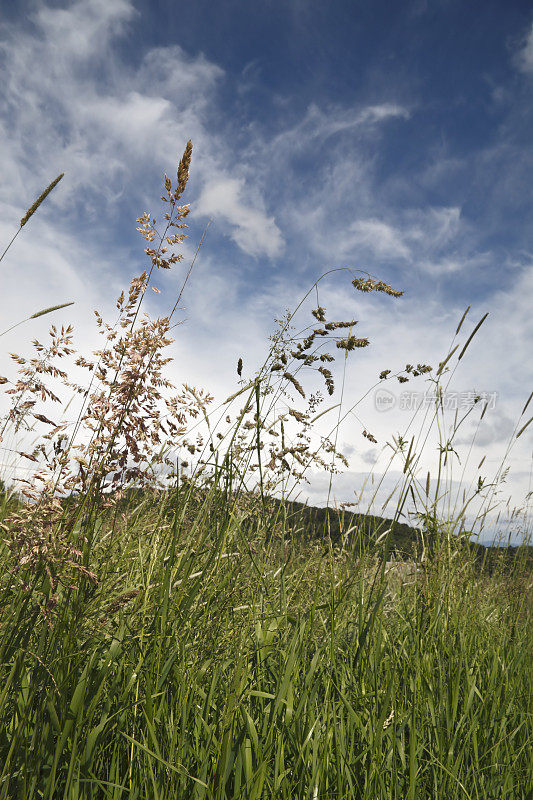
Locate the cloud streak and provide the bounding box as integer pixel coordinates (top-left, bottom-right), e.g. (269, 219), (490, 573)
(516, 22), (533, 76)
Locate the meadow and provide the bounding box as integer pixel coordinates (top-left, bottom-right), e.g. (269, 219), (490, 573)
(0, 143), (531, 799)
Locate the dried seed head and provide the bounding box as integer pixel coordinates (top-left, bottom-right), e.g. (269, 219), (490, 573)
(318, 365), (335, 395)
(336, 337), (369, 351)
(352, 277), (403, 297)
(383, 709), (394, 729)
(312, 307), (326, 322)
(104, 589), (140, 616)
(325, 320), (357, 330)
(283, 371), (306, 398)
(176, 140), (193, 199)
(416, 363), (432, 374)
(289, 408), (307, 422)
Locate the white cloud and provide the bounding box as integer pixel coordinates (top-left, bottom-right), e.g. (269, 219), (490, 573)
(419, 252), (491, 276)
(516, 22), (533, 76)
(0, 0), (277, 259)
(343, 219), (412, 260)
(360, 448), (379, 465)
(138, 45), (225, 100)
(265, 101), (410, 158)
(196, 177), (284, 258)
(422, 206), (462, 245)
(82, 92), (174, 151)
(287, 198), (467, 276)
(455, 414), (517, 448)
(33, 0), (137, 59)
(356, 104), (411, 124)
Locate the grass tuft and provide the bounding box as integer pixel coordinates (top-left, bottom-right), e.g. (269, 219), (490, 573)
(0, 143), (531, 799)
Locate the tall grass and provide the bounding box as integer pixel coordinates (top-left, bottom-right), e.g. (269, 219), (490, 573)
(0, 144), (531, 799)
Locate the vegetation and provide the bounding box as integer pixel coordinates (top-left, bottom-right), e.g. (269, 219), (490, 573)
(0, 143), (531, 799)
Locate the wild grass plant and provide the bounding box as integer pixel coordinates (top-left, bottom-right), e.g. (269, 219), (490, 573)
(0, 143), (531, 799)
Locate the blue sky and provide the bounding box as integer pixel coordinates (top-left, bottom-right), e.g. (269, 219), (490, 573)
(0, 0), (532, 541)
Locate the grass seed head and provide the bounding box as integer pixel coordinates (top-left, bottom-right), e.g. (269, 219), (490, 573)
(20, 173), (64, 228)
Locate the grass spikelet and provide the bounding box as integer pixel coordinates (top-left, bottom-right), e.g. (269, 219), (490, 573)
(516, 416), (533, 439)
(458, 312), (489, 360)
(336, 336), (369, 350)
(20, 173), (64, 228)
(0, 302), (74, 338)
(223, 380), (256, 404)
(30, 302), (74, 319)
(176, 140), (193, 199)
(312, 307), (326, 321)
(288, 408), (307, 422)
(352, 277), (403, 297)
(436, 343), (460, 376)
(283, 371), (306, 398)
(455, 304), (471, 334)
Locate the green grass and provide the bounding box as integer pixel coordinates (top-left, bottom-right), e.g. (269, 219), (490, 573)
(0, 148), (531, 798)
(0, 485), (531, 799)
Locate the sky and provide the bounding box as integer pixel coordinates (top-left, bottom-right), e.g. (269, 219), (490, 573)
(0, 0), (532, 543)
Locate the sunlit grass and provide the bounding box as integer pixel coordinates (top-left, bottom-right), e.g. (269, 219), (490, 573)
(0, 146), (531, 799)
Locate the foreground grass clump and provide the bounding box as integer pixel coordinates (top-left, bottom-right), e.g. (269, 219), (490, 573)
(0, 486), (531, 799)
(0, 143), (531, 798)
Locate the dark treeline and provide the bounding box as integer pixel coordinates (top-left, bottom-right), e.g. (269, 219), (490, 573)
(94, 482), (532, 574)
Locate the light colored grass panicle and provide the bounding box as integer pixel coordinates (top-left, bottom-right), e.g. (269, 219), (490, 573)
(0, 142), (198, 606)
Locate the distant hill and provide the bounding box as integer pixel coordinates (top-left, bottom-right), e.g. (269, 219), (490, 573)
(274, 496), (422, 556)
(5, 480), (527, 574)
(271, 496), (533, 573)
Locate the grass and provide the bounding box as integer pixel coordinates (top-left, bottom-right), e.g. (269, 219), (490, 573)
(0, 144), (531, 799)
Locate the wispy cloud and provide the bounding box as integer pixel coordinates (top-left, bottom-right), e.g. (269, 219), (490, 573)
(342, 220), (412, 261)
(271, 102), (410, 150)
(455, 414), (517, 448)
(33, 0), (137, 58)
(515, 21), (533, 76)
(196, 177), (283, 258)
(336, 208), (462, 265)
(0, 0), (279, 259)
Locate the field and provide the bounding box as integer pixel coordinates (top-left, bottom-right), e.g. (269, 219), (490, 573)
(0, 146), (531, 799)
